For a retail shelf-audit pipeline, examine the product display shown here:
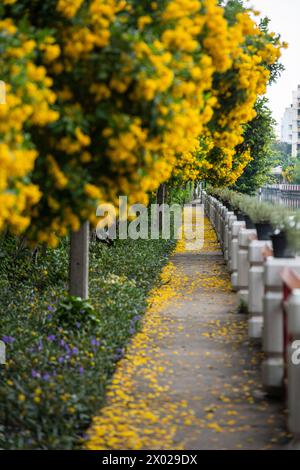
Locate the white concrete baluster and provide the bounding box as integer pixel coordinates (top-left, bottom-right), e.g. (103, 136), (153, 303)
(224, 212), (236, 262)
(229, 221), (245, 291)
(262, 257), (300, 393)
(248, 240), (271, 339)
(237, 228), (257, 304)
(287, 289), (300, 446)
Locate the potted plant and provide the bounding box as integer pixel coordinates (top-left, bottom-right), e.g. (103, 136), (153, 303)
(237, 195), (256, 229)
(230, 193), (245, 221)
(270, 208), (295, 258)
(244, 200), (273, 240)
(285, 212), (300, 257)
(220, 188), (233, 210)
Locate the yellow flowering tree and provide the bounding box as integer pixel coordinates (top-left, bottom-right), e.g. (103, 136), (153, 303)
(1, 0), (281, 245)
(172, 1), (284, 186)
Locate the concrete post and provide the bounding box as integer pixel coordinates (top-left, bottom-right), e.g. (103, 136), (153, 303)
(219, 206), (225, 247)
(204, 192), (209, 214)
(287, 289), (300, 443)
(209, 197), (215, 225)
(248, 240), (271, 339)
(224, 212), (236, 262)
(262, 257), (300, 393)
(69, 221), (89, 299)
(215, 202), (222, 241)
(220, 206), (228, 249)
(229, 221), (245, 291)
(237, 228), (257, 304)
(228, 219), (245, 269)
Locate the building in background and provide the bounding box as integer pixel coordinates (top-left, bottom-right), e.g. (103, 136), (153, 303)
(281, 85), (300, 158)
(291, 85), (300, 158)
(281, 105), (293, 144)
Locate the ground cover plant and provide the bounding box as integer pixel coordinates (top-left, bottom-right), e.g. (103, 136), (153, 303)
(0, 233), (175, 449)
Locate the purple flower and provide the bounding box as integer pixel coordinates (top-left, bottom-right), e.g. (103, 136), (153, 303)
(114, 347), (125, 361)
(47, 305), (55, 312)
(129, 326), (136, 335)
(72, 347), (79, 355)
(2, 335), (15, 344)
(47, 314), (53, 321)
(91, 338), (100, 348)
(79, 366), (84, 375)
(47, 335), (56, 342)
(58, 356), (65, 364)
(75, 322), (81, 329)
(43, 373), (50, 381)
(132, 315), (140, 322)
(31, 370), (40, 378)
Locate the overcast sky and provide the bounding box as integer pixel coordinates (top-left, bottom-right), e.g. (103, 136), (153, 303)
(247, 0), (300, 134)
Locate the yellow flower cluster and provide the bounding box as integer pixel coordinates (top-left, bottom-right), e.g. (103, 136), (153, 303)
(0, 18), (59, 234)
(47, 155), (68, 189)
(174, 5), (283, 186)
(62, 0), (126, 60)
(40, 36), (61, 63)
(56, 0), (84, 19)
(100, 0), (242, 207)
(202, 0), (234, 72)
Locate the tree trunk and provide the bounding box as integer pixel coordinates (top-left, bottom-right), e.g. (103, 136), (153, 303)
(156, 183), (166, 232)
(69, 221), (89, 299)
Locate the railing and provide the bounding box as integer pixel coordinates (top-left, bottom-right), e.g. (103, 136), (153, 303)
(260, 184), (300, 209)
(202, 189), (300, 445)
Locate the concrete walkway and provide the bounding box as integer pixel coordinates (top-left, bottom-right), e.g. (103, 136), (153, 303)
(86, 217), (288, 450)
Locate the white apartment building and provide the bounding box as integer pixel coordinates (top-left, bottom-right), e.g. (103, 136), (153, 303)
(281, 85), (300, 158)
(281, 106), (293, 144)
(291, 85), (300, 157)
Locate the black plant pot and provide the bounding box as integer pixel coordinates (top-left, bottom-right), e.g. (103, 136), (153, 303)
(235, 211), (245, 222)
(255, 222), (272, 241)
(270, 231), (295, 258)
(244, 215), (255, 229)
(224, 202), (233, 211)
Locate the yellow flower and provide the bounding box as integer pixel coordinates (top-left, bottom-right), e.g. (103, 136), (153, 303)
(43, 44), (61, 63)
(138, 16), (152, 30)
(75, 127), (91, 147)
(84, 184), (102, 200)
(57, 0), (84, 18)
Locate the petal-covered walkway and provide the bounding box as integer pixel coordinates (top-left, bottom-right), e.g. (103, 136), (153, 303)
(86, 216), (288, 450)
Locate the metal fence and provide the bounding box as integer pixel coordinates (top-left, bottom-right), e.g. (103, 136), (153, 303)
(260, 184), (300, 209)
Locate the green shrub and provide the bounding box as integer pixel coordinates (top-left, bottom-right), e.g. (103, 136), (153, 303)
(54, 296), (99, 329)
(168, 183), (194, 206)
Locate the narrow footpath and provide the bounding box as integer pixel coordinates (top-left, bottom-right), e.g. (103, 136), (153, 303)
(86, 216), (288, 450)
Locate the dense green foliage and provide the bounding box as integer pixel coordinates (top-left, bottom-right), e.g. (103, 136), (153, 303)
(167, 182), (194, 206)
(0, 234), (175, 449)
(272, 141), (293, 167)
(233, 98), (277, 194)
(291, 160), (300, 183)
